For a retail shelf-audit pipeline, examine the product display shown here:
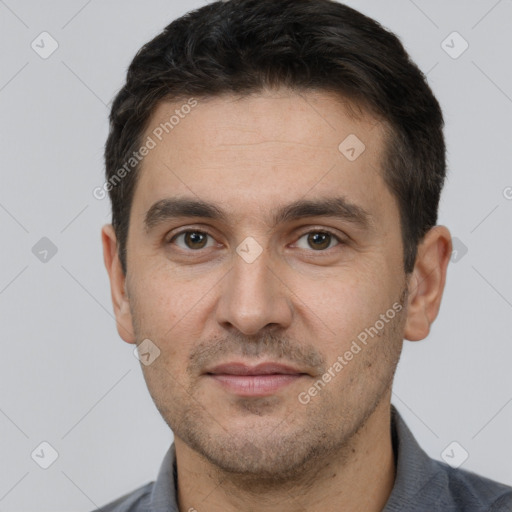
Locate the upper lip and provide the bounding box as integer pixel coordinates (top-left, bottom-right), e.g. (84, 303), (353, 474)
(205, 362), (306, 376)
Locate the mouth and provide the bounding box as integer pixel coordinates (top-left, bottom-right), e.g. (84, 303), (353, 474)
(204, 362), (308, 397)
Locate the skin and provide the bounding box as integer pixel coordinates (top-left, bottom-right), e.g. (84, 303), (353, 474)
(102, 88), (452, 512)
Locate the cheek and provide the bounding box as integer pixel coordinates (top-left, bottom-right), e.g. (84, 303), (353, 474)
(290, 262), (397, 350)
(128, 267), (218, 352)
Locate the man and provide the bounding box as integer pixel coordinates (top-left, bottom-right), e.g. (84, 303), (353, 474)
(98, 0), (512, 510)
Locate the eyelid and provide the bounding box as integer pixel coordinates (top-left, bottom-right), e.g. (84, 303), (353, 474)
(167, 228), (218, 247)
(293, 226), (347, 242)
(291, 227), (345, 250)
(166, 224), (217, 241)
(165, 225), (347, 251)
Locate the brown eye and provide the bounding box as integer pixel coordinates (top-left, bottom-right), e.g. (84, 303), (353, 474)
(295, 231), (340, 251)
(308, 232), (331, 250)
(171, 231), (213, 250)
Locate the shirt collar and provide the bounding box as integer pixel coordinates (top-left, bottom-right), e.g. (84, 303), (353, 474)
(383, 404), (440, 511)
(149, 442), (179, 512)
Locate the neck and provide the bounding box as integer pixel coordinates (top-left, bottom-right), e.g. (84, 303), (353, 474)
(175, 399), (396, 512)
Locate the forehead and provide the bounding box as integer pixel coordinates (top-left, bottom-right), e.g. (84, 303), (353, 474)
(132, 89), (395, 227)
(145, 89), (383, 156)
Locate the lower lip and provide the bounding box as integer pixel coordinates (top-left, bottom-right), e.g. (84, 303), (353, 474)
(208, 374), (304, 396)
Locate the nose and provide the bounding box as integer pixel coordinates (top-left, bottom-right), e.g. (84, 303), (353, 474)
(215, 247), (293, 336)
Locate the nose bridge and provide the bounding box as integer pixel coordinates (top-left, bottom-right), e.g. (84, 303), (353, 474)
(215, 244), (292, 335)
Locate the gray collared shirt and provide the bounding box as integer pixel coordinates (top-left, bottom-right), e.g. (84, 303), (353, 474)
(96, 405), (512, 511)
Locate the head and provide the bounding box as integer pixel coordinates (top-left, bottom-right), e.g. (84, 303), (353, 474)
(102, 0), (451, 481)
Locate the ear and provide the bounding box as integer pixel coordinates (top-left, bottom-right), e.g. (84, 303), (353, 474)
(404, 225), (452, 341)
(101, 224), (136, 344)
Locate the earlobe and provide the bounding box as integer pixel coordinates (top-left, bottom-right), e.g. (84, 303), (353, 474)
(101, 224), (136, 344)
(403, 225), (452, 342)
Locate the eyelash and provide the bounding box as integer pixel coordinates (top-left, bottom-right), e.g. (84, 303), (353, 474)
(167, 228), (345, 253)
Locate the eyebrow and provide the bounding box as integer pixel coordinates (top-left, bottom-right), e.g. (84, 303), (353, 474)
(143, 196), (372, 233)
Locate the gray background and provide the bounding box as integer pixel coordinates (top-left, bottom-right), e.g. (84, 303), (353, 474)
(1, 0), (511, 510)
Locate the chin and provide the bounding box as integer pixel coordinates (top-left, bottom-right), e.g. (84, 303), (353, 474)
(179, 417), (337, 482)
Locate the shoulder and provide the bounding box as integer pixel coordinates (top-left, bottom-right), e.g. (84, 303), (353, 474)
(388, 406), (512, 511)
(92, 481), (154, 512)
(428, 460), (512, 511)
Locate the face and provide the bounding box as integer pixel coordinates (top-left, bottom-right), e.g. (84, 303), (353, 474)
(107, 89), (412, 478)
